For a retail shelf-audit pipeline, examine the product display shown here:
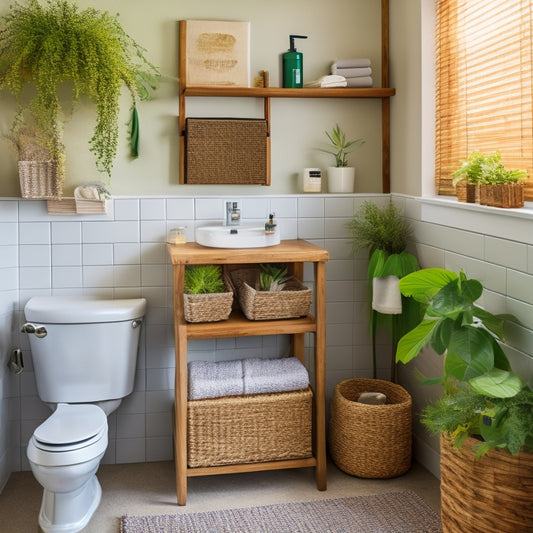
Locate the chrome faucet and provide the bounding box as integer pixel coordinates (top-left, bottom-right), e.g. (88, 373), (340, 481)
(225, 201), (241, 226)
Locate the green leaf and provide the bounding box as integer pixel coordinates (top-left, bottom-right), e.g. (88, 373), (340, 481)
(130, 106), (139, 157)
(368, 249), (387, 279)
(469, 369), (523, 398)
(382, 251), (419, 278)
(430, 318), (452, 354)
(446, 326), (495, 380)
(399, 268), (458, 303)
(396, 319), (439, 364)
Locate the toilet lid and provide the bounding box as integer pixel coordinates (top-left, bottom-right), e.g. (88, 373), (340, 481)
(34, 404), (107, 446)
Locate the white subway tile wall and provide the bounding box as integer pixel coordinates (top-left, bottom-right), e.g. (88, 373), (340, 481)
(0, 194), (532, 486)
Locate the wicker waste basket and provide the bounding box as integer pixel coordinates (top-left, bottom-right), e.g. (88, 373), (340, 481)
(328, 378), (412, 478)
(440, 434), (533, 533)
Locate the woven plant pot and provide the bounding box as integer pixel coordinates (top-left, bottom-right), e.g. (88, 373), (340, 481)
(183, 273), (233, 323)
(328, 378), (412, 478)
(18, 160), (61, 199)
(479, 183), (524, 208)
(440, 434), (533, 533)
(231, 268), (312, 320)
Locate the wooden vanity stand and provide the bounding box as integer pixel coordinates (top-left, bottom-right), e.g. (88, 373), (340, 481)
(167, 240), (329, 505)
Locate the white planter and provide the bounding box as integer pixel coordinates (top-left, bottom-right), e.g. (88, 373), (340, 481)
(327, 166), (355, 193)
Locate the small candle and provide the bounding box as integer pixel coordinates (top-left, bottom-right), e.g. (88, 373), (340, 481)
(167, 227), (186, 244)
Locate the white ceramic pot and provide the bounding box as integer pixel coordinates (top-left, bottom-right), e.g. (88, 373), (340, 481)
(327, 166), (355, 193)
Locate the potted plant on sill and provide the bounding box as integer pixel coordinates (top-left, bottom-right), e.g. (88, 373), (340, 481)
(396, 267), (533, 533)
(318, 123), (364, 193)
(0, 0), (160, 197)
(451, 151), (486, 203)
(477, 153), (527, 208)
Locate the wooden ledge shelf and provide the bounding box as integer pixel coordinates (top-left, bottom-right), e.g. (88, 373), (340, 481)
(182, 86), (396, 98)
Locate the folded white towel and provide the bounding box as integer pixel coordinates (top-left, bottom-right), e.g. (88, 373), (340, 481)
(345, 76), (373, 88)
(334, 58), (371, 69)
(372, 275), (402, 314)
(331, 66), (372, 78)
(188, 360), (244, 400)
(243, 357), (309, 395)
(304, 75), (347, 88)
(74, 182), (111, 200)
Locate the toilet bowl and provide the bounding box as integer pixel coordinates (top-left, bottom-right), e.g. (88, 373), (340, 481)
(27, 404), (108, 533)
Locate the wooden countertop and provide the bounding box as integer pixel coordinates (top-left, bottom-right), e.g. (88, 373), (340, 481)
(167, 240), (330, 265)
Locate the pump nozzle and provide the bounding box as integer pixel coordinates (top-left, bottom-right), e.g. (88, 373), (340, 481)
(289, 34), (308, 52)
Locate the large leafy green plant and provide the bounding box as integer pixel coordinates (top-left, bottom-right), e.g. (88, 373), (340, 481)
(396, 267), (533, 456)
(348, 201), (421, 381)
(0, 0), (159, 185)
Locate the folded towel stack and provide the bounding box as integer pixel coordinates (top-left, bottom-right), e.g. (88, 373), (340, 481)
(188, 357), (310, 400)
(331, 58), (373, 88)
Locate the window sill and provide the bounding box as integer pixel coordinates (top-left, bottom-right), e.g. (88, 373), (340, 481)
(418, 196), (533, 245)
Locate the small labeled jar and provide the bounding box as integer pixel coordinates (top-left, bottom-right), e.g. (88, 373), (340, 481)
(167, 226), (186, 244)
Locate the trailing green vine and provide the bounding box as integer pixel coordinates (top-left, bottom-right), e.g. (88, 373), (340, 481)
(0, 0), (159, 183)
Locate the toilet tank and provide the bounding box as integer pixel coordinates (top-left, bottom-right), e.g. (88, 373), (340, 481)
(24, 297), (147, 404)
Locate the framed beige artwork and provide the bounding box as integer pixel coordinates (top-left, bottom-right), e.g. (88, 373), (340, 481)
(182, 20), (251, 87)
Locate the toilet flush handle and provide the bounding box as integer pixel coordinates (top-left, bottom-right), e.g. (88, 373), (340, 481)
(21, 323), (47, 338)
(132, 318), (143, 329)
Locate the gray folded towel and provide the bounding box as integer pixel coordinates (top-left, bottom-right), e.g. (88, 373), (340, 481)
(243, 357), (309, 394)
(345, 76), (373, 88)
(331, 66), (372, 78)
(333, 58), (371, 69)
(188, 360), (244, 400)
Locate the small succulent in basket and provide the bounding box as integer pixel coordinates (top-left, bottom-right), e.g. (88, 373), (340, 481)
(258, 264), (289, 292)
(184, 265), (225, 294)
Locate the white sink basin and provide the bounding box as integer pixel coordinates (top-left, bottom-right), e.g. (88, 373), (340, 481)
(195, 223), (280, 248)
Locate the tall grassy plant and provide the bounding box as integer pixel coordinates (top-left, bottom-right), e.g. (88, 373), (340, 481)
(348, 201), (421, 381)
(0, 0), (159, 182)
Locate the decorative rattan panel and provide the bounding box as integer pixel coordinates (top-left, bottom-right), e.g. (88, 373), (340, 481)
(185, 118), (268, 184)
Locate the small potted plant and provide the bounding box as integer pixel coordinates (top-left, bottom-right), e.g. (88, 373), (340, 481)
(318, 123), (364, 193)
(477, 152), (527, 208)
(183, 265), (233, 322)
(396, 267), (533, 533)
(451, 151), (486, 203)
(0, 0), (160, 197)
(231, 263), (312, 320)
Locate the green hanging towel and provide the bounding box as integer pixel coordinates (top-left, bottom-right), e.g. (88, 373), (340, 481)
(130, 106), (139, 157)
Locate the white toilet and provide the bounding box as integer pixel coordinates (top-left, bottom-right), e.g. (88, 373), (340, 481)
(23, 296), (147, 533)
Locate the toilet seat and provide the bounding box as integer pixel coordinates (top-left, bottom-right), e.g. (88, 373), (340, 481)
(27, 404), (108, 468)
(34, 404), (107, 451)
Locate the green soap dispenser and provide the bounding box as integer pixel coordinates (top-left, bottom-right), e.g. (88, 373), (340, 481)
(283, 35), (307, 88)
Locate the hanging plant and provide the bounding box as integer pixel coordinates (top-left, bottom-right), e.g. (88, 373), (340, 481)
(0, 0), (160, 188)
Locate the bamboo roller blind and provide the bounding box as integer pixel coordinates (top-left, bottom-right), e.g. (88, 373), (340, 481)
(435, 0), (533, 199)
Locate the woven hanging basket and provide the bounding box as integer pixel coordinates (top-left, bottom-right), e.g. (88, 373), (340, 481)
(18, 160), (61, 199)
(440, 434), (533, 533)
(328, 378), (412, 478)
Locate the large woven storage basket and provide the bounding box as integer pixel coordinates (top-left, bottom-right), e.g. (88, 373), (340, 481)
(187, 387), (313, 467)
(440, 434), (533, 533)
(328, 378), (412, 478)
(19, 160), (61, 199)
(231, 268), (312, 320)
(183, 272), (233, 323)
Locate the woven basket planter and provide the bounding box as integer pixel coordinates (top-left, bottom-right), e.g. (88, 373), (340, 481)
(19, 160), (61, 199)
(183, 273), (233, 323)
(231, 268), (312, 320)
(440, 434), (533, 533)
(328, 378), (412, 478)
(187, 387), (313, 467)
(479, 183), (524, 208)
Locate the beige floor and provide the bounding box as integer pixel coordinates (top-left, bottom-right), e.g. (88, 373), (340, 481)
(0, 459), (440, 533)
